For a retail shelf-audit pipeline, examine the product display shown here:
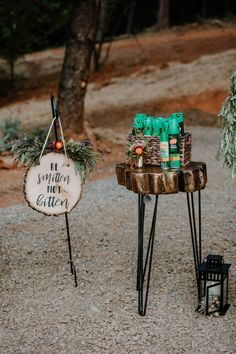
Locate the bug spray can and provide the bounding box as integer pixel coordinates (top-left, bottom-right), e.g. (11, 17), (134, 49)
(160, 119), (169, 169)
(172, 112), (184, 136)
(133, 113), (145, 129)
(152, 117), (162, 136)
(143, 116), (153, 136)
(168, 118), (180, 169)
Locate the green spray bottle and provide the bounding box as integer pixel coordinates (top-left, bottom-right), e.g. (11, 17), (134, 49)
(132, 113), (145, 134)
(152, 117), (162, 136)
(143, 116), (153, 136)
(172, 112), (184, 136)
(168, 117), (180, 169)
(160, 119), (169, 169)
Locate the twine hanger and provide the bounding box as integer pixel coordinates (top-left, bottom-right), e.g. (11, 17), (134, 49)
(39, 115), (68, 162)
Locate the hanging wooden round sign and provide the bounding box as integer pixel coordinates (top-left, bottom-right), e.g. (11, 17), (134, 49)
(24, 152), (82, 216)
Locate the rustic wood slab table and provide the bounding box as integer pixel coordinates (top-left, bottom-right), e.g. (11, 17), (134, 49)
(116, 161), (207, 316)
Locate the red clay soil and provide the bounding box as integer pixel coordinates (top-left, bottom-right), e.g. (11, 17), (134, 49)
(0, 24), (236, 105)
(90, 26), (236, 82)
(87, 89), (227, 130)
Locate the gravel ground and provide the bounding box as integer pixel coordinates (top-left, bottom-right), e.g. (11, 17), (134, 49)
(1, 126), (236, 354)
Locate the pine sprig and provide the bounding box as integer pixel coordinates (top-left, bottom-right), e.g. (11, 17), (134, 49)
(66, 139), (101, 180)
(11, 137), (44, 166)
(11, 137), (101, 180)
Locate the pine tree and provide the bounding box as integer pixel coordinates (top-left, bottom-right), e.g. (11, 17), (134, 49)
(0, 0), (34, 84)
(219, 70), (236, 176)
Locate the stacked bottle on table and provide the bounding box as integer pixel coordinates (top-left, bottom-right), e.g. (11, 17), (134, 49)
(131, 112), (190, 169)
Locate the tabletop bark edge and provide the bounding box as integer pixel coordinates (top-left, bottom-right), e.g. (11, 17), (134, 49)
(116, 162), (207, 194)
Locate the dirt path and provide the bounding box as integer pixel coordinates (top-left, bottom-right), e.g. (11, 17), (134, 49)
(0, 49), (235, 130)
(0, 25), (236, 131)
(1, 24), (236, 92)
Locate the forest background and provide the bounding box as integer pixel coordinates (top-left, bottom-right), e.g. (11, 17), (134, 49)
(0, 0), (236, 205)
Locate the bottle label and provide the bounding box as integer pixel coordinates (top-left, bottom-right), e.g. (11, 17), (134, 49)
(170, 155), (180, 161)
(170, 154), (180, 168)
(169, 136), (179, 154)
(170, 138), (178, 146)
(160, 142), (169, 162)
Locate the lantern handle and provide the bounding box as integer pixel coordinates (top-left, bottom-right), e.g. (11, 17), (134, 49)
(203, 255), (225, 266)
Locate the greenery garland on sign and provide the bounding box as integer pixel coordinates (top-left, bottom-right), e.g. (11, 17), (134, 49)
(218, 69), (236, 176)
(11, 137), (101, 180)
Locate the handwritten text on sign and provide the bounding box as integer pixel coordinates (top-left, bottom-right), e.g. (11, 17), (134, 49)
(24, 153), (82, 215)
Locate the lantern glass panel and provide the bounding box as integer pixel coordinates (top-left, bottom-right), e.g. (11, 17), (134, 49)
(200, 278), (205, 299)
(206, 282), (221, 314)
(223, 275), (227, 307)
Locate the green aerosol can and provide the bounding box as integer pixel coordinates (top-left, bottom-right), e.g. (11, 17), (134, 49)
(152, 117), (162, 136)
(143, 116), (153, 136)
(168, 117), (180, 169)
(171, 112), (184, 136)
(160, 119), (169, 169)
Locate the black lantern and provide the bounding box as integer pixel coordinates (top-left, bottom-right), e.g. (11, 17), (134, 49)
(198, 255), (231, 316)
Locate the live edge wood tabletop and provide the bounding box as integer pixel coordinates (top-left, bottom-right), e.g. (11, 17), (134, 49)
(115, 161), (207, 195)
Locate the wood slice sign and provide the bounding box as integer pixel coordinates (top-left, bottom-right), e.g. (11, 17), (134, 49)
(24, 152), (82, 215)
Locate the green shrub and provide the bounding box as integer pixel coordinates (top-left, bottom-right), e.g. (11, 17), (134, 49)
(0, 117), (20, 152)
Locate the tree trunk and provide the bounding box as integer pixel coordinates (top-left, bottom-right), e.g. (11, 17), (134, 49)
(58, 0), (101, 134)
(93, 0), (106, 72)
(201, 0), (207, 19)
(126, 1), (135, 35)
(158, 0), (169, 29)
(9, 56), (15, 88)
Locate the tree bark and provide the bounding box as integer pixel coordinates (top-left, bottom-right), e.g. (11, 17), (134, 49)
(93, 0), (106, 72)
(10, 56), (15, 88)
(126, 1), (136, 35)
(201, 0), (207, 19)
(58, 0), (101, 133)
(158, 0), (169, 29)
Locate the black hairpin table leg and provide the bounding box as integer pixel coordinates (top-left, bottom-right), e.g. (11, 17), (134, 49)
(186, 190), (202, 300)
(137, 194), (158, 316)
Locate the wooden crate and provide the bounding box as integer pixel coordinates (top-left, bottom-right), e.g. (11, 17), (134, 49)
(180, 132), (192, 166)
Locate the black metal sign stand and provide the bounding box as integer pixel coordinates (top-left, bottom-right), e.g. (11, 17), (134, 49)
(50, 95), (77, 287)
